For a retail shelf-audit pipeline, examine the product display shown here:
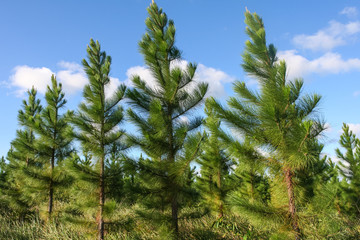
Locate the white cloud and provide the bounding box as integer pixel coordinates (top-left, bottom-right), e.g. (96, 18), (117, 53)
(105, 77), (122, 99)
(246, 78), (258, 86)
(346, 123), (360, 136)
(178, 116), (189, 124)
(278, 50), (360, 79)
(324, 123), (332, 133)
(56, 61), (88, 95)
(10, 60), (233, 99)
(125, 61), (234, 98)
(9, 65), (53, 97)
(125, 65), (156, 88)
(328, 155), (343, 165)
(195, 63), (234, 98)
(8, 61), (123, 98)
(293, 20), (360, 51)
(340, 7), (358, 18)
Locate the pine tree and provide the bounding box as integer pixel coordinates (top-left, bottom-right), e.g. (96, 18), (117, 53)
(0, 156), (5, 180)
(126, 2), (208, 236)
(295, 143), (327, 205)
(0, 156), (8, 213)
(335, 123), (360, 216)
(210, 11), (325, 239)
(71, 39), (127, 240)
(23, 75), (73, 220)
(196, 102), (234, 218)
(2, 87), (42, 217)
(8, 87), (42, 171)
(226, 136), (269, 205)
(325, 159), (343, 215)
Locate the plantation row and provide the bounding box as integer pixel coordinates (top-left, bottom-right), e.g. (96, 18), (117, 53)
(0, 3), (359, 240)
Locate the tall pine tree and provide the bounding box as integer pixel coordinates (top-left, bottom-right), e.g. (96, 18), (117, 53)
(71, 39), (127, 240)
(126, 2), (208, 236)
(210, 10), (325, 239)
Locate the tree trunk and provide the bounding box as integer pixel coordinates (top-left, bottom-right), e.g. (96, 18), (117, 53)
(48, 180), (53, 219)
(218, 204), (224, 218)
(48, 148), (55, 220)
(168, 111), (179, 236)
(26, 130), (33, 167)
(250, 171), (255, 203)
(217, 170), (223, 218)
(171, 195), (179, 235)
(98, 155), (105, 240)
(98, 83), (105, 240)
(284, 168), (301, 239)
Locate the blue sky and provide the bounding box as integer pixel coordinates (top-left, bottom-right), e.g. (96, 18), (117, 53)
(1, 0), (360, 162)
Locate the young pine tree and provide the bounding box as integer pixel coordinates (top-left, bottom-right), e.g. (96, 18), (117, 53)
(196, 103), (234, 218)
(2, 87), (42, 217)
(8, 87), (42, 172)
(71, 39), (127, 240)
(231, 139), (270, 205)
(210, 11), (325, 239)
(126, 2), (208, 236)
(335, 123), (360, 216)
(23, 75), (73, 220)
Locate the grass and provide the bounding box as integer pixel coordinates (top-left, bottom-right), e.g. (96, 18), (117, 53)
(0, 207), (266, 240)
(1, 205), (359, 240)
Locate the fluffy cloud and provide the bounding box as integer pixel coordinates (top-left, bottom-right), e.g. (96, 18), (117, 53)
(324, 123), (332, 133)
(340, 7), (358, 18)
(346, 123), (360, 136)
(195, 63), (234, 97)
(9, 60), (233, 99)
(8, 61), (123, 98)
(278, 50), (360, 79)
(279, 8), (360, 78)
(10, 65), (54, 97)
(56, 61), (88, 95)
(106, 77), (122, 98)
(293, 20), (360, 51)
(125, 65), (155, 88)
(125, 60), (234, 98)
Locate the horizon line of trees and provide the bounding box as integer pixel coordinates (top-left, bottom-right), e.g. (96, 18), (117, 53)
(1, 3), (360, 240)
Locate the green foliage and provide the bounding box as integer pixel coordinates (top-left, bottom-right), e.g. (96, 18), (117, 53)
(209, 10), (326, 239)
(22, 75), (73, 220)
(1, 3), (360, 240)
(1, 88), (43, 218)
(196, 103), (235, 218)
(126, 2), (208, 235)
(335, 123), (360, 216)
(70, 39), (128, 239)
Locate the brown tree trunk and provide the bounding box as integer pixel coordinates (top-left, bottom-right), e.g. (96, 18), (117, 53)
(171, 194), (179, 235)
(98, 155), (105, 240)
(250, 171), (255, 203)
(168, 111), (179, 236)
(218, 204), (224, 218)
(98, 85), (105, 240)
(26, 130), (33, 167)
(48, 180), (53, 219)
(48, 146), (55, 220)
(284, 168), (301, 240)
(217, 170), (223, 218)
